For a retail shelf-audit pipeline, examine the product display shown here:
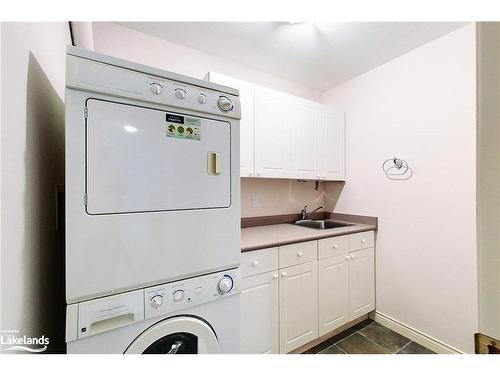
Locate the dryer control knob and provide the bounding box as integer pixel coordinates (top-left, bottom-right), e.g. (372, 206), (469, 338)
(217, 276), (234, 295)
(150, 295), (163, 308)
(175, 88), (186, 100)
(150, 83), (163, 95)
(197, 93), (207, 104)
(217, 96), (233, 112)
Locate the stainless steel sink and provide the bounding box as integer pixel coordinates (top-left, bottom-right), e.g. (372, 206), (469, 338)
(294, 219), (354, 230)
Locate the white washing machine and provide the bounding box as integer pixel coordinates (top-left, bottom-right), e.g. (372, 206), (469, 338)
(65, 47), (241, 353)
(66, 269), (240, 353)
(65, 47), (241, 304)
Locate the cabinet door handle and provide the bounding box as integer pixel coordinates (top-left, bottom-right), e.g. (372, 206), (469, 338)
(297, 251), (303, 257)
(249, 172), (254, 177)
(345, 255), (350, 260)
(281, 272), (287, 277)
(252, 260), (259, 267)
(361, 239), (366, 243)
(256, 171), (261, 177)
(273, 274), (278, 280)
(333, 244), (338, 249)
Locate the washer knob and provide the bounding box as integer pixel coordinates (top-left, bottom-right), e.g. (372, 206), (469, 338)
(150, 83), (163, 95)
(217, 276), (234, 295)
(173, 290), (184, 302)
(175, 88), (186, 100)
(197, 93), (207, 104)
(150, 295), (163, 308)
(217, 96), (233, 112)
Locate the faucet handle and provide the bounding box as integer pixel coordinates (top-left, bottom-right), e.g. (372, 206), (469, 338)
(300, 205), (309, 220)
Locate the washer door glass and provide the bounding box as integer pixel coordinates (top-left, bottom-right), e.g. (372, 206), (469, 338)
(143, 332), (197, 354)
(125, 316), (219, 354)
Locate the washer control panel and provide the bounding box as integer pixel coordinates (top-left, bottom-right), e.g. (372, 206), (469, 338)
(144, 268), (240, 320)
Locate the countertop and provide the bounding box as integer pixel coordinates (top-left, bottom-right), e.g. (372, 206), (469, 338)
(241, 221), (376, 252)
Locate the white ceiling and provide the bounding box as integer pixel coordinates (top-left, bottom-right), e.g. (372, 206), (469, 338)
(117, 22), (467, 91)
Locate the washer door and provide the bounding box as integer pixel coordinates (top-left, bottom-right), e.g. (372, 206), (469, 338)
(125, 316), (219, 354)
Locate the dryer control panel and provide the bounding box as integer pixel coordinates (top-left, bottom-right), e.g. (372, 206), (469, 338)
(66, 54), (241, 120)
(144, 268), (240, 320)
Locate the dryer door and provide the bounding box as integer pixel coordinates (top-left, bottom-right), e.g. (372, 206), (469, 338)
(85, 99), (231, 215)
(125, 316), (219, 354)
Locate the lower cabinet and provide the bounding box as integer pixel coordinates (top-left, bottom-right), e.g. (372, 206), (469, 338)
(241, 231), (375, 354)
(279, 261), (318, 353)
(318, 254), (350, 336)
(349, 247), (375, 319)
(240, 271), (279, 354)
(318, 247), (375, 336)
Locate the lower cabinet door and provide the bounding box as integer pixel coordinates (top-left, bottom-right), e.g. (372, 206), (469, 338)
(349, 247), (375, 319)
(279, 261), (318, 353)
(240, 271), (279, 354)
(318, 254), (350, 336)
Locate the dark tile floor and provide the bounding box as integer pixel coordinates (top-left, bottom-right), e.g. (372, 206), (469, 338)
(304, 319), (436, 354)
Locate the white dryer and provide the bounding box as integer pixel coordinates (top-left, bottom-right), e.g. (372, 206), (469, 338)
(65, 47), (241, 304)
(66, 269), (240, 354)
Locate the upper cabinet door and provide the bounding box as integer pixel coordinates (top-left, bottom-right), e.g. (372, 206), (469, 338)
(208, 72), (255, 177)
(290, 99), (320, 180)
(254, 85), (292, 178)
(319, 107), (346, 180)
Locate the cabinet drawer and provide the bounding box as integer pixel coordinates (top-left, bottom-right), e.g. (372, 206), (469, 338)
(318, 235), (349, 259)
(349, 231), (375, 251)
(241, 247), (279, 277)
(279, 241), (317, 268)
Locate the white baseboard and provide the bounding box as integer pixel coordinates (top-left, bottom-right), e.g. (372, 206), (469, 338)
(369, 311), (464, 354)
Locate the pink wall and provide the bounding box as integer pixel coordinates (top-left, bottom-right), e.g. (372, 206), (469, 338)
(322, 24), (477, 352)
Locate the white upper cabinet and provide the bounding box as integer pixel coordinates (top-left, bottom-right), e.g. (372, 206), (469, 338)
(254, 85), (293, 178)
(290, 99), (320, 180)
(208, 73), (346, 181)
(319, 107), (346, 180)
(208, 72), (255, 177)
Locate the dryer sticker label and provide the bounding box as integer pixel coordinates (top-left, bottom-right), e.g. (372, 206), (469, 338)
(166, 114), (201, 141)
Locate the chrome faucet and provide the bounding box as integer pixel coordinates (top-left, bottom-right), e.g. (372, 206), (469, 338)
(300, 205), (324, 220)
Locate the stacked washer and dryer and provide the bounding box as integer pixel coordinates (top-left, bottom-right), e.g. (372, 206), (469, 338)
(65, 47), (241, 354)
